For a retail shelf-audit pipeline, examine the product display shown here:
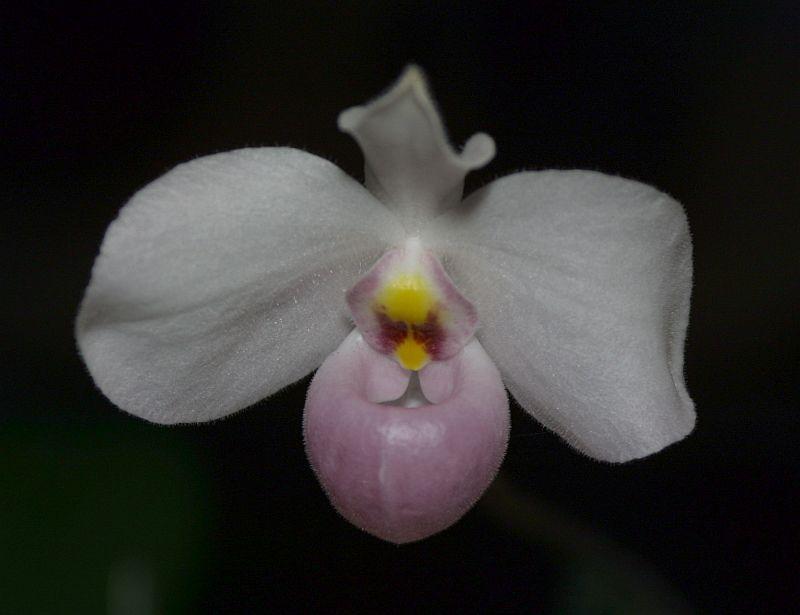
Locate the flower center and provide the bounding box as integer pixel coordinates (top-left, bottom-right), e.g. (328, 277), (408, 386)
(375, 271), (439, 370)
(379, 272), (433, 324)
(347, 238), (478, 371)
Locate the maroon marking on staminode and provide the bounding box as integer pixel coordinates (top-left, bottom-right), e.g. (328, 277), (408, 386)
(411, 310), (445, 359)
(375, 309), (408, 353)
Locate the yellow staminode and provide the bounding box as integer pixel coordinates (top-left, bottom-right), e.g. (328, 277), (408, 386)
(377, 271), (437, 371)
(378, 272), (435, 325)
(394, 337), (429, 371)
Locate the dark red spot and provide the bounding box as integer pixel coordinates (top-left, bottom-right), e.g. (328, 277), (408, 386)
(373, 307), (445, 359)
(375, 309), (408, 353)
(412, 310), (445, 359)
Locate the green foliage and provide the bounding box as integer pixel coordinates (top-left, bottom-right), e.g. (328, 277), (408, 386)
(0, 421), (211, 614)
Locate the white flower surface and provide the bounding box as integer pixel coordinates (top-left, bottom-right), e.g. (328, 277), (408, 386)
(77, 66), (695, 541)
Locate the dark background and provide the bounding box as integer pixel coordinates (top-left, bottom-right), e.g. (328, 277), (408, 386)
(3, 2), (798, 613)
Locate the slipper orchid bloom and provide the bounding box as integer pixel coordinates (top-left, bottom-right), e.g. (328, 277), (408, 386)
(77, 66), (695, 544)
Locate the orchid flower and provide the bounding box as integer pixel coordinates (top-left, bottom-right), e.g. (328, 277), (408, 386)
(76, 66), (695, 544)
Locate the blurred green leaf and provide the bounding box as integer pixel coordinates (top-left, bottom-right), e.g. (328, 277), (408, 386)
(0, 420), (211, 614)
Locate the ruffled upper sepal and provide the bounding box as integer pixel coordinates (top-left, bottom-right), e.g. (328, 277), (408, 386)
(338, 66), (495, 231)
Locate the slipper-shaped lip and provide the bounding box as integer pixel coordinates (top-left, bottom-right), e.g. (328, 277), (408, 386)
(303, 330), (509, 544)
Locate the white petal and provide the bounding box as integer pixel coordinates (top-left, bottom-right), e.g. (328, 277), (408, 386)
(338, 66), (495, 231)
(77, 147), (403, 424)
(428, 171), (695, 462)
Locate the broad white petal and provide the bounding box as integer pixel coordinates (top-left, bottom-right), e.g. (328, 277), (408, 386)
(428, 171), (695, 462)
(77, 147), (403, 424)
(338, 66), (495, 231)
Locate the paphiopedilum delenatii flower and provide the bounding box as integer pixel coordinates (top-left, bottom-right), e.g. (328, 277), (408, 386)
(76, 66), (695, 544)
